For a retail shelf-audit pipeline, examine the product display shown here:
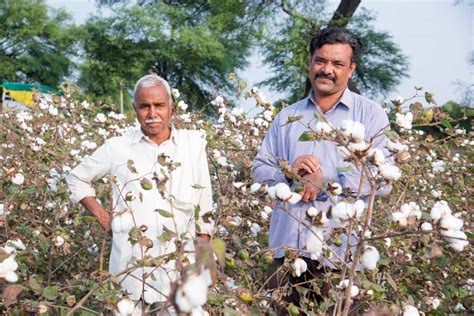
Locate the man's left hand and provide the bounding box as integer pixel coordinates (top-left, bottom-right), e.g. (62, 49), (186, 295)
(196, 233), (211, 244)
(300, 172), (323, 202)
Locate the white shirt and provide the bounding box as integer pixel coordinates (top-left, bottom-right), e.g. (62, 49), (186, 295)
(67, 127), (214, 303)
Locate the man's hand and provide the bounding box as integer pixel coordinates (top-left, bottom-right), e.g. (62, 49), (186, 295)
(80, 197), (111, 232)
(293, 155), (320, 177)
(197, 233), (211, 243)
(300, 171), (324, 202)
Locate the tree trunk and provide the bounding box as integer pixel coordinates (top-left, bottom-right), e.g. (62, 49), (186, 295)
(304, 0), (362, 97)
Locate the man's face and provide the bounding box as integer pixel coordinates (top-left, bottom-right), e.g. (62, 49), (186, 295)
(308, 43), (356, 96)
(133, 84), (172, 138)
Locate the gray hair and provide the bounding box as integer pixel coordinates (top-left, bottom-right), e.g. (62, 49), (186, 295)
(132, 74), (172, 104)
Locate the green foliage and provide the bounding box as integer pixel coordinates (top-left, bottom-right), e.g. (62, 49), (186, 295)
(79, 2), (255, 108)
(0, 0), (78, 86)
(260, 2), (409, 102)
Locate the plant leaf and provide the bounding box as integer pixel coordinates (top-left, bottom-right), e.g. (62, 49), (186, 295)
(155, 209), (173, 218)
(298, 131), (316, 141)
(281, 115), (303, 126)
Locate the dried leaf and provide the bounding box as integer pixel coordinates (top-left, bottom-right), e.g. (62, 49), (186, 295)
(127, 159), (138, 174)
(3, 284), (24, 305)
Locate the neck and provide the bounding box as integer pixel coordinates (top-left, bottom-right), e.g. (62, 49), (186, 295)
(144, 127), (171, 145)
(313, 88), (345, 113)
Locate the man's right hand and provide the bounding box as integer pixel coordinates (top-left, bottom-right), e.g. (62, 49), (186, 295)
(80, 197), (112, 232)
(292, 155), (321, 177)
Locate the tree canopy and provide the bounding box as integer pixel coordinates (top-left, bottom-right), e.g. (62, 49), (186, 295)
(79, 1), (257, 108)
(0, 0), (77, 87)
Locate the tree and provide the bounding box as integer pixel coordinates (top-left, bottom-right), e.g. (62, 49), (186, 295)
(0, 0), (77, 87)
(79, 1), (256, 109)
(260, 0), (409, 103)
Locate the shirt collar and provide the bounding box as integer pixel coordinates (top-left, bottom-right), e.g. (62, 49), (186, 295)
(307, 87), (354, 110)
(131, 125), (177, 145)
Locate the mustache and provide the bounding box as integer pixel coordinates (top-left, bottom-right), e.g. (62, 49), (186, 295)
(314, 72), (336, 82)
(145, 118), (162, 124)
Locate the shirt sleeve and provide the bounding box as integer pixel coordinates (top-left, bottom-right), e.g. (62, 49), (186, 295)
(195, 134), (214, 236)
(66, 142), (113, 203)
(252, 114), (290, 186)
(340, 106), (393, 197)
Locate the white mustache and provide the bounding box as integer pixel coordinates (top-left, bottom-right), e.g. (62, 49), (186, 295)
(145, 118), (162, 124)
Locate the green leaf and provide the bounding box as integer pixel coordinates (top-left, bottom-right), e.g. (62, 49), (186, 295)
(337, 165), (353, 173)
(384, 129), (400, 142)
(191, 184), (205, 189)
(298, 131), (316, 142)
(207, 292), (225, 305)
(42, 285), (59, 301)
(211, 238), (226, 266)
(314, 111), (326, 122)
(194, 205), (201, 221)
(439, 118), (453, 130)
(281, 115), (303, 126)
(155, 209), (173, 218)
(28, 276), (43, 294)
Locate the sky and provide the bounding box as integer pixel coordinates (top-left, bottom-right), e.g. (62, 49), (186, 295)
(47, 0), (473, 109)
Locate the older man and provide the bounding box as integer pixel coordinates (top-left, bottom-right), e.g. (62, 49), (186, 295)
(252, 27), (392, 311)
(67, 75), (213, 309)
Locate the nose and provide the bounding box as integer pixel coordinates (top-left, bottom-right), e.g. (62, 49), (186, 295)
(321, 62), (333, 74)
(149, 105), (158, 118)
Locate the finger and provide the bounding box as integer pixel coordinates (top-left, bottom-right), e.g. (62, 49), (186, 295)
(309, 189), (317, 201)
(302, 188), (311, 202)
(301, 158), (319, 173)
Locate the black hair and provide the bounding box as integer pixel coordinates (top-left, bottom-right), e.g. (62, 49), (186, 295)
(309, 26), (363, 63)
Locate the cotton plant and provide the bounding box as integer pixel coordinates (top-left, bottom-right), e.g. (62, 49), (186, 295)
(175, 268), (213, 313)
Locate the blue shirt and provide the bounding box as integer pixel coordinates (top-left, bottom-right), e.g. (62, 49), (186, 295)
(252, 88), (392, 263)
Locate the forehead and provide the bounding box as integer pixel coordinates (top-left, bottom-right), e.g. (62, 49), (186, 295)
(314, 43), (353, 62)
(135, 84), (170, 103)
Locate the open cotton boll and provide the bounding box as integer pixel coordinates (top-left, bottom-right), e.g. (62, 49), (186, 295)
(175, 271), (210, 312)
(250, 223), (261, 236)
(361, 245), (380, 270)
(348, 141), (370, 153)
(143, 287), (160, 304)
(387, 140), (409, 152)
(392, 212), (408, 226)
(379, 163), (402, 181)
(353, 200), (365, 219)
(368, 148), (385, 165)
(331, 202), (352, 223)
(275, 183), (292, 200)
(5, 239), (26, 253)
(421, 222), (433, 231)
(439, 214), (463, 231)
(338, 279), (359, 297)
(288, 192), (301, 204)
(4, 270), (18, 283)
(315, 121), (332, 134)
(306, 226), (324, 259)
(250, 183), (261, 193)
(395, 112), (413, 130)
(266, 186), (277, 199)
(191, 306), (209, 316)
(329, 182), (342, 195)
(263, 206), (273, 215)
(430, 200), (452, 222)
(403, 305), (419, 316)
(11, 173), (25, 185)
(441, 230), (468, 251)
(116, 298), (135, 316)
(340, 120), (365, 143)
(307, 207), (319, 217)
(292, 258), (307, 277)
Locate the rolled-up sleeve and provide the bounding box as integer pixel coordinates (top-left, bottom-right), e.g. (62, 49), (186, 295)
(66, 142), (112, 203)
(341, 106), (393, 197)
(252, 114), (289, 186)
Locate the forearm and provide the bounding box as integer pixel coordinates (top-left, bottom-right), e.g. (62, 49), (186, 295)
(80, 196), (111, 231)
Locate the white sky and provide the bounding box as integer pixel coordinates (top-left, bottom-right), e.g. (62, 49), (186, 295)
(47, 0), (473, 108)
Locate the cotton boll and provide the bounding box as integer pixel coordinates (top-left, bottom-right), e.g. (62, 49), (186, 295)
(368, 148), (385, 165)
(338, 279), (359, 297)
(348, 141), (370, 153)
(421, 222), (433, 231)
(263, 206), (273, 215)
(432, 298), (441, 310)
(275, 183), (292, 200)
(292, 258), (307, 277)
(4, 270), (19, 283)
(191, 306), (209, 316)
(441, 230), (468, 251)
(250, 223), (261, 236)
(392, 212), (408, 226)
(403, 305), (419, 316)
(361, 246), (380, 270)
(54, 236), (65, 247)
(267, 186), (277, 199)
(395, 112), (413, 130)
(379, 164), (402, 181)
(116, 298), (135, 316)
(288, 192), (301, 204)
(5, 239), (26, 253)
(353, 200), (365, 219)
(439, 214), (463, 231)
(315, 121), (332, 135)
(331, 202), (352, 223)
(329, 182), (342, 195)
(11, 173), (25, 185)
(350, 285), (359, 297)
(307, 207), (319, 217)
(250, 183), (261, 193)
(216, 156), (228, 167)
(120, 211), (135, 233)
(306, 226), (324, 260)
(0, 255), (19, 274)
(430, 201), (452, 223)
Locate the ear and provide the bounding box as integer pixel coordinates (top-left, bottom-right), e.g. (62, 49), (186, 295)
(349, 62), (356, 78)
